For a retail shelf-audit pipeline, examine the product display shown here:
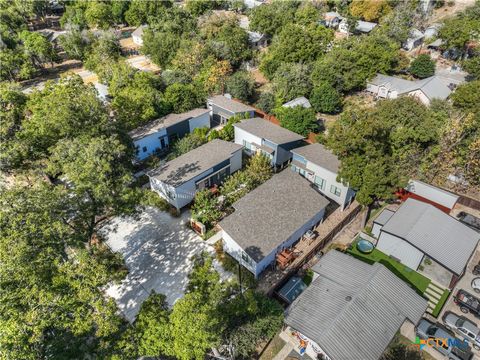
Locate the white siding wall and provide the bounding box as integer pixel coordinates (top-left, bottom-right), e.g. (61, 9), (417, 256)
(132, 34), (143, 45)
(408, 90), (430, 105)
(376, 232), (424, 270)
(230, 149), (243, 173)
(188, 112), (210, 132)
(303, 161), (355, 209)
(134, 128), (168, 160)
(149, 177), (177, 207)
(407, 180), (459, 209)
(221, 230), (257, 275)
(234, 126), (262, 148)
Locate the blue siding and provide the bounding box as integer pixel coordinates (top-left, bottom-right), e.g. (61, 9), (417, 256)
(292, 153), (307, 165)
(166, 120), (190, 140)
(212, 159), (230, 172)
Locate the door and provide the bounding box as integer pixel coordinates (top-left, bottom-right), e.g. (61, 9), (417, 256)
(160, 137), (166, 149)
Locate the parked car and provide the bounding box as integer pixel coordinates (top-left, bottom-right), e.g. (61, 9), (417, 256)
(472, 264), (480, 276)
(416, 319), (473, 360)
(471, 278), (480, 293)
(443, 311), (480, 350)
(454, 290), (480, 316)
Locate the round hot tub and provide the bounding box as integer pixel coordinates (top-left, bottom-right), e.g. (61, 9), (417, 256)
(356, 239), (374, 254)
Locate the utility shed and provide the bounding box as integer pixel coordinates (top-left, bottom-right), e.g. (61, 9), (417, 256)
(285, 250), (428, 360)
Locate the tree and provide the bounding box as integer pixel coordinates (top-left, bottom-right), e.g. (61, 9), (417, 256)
(275, 106), (318, 136)
(186, 0), (220, 17)
(462, 56), (480, 79)
(167, 127), (208, 159)
(19, 30), (59, 67)
(256, 91), (275, 114)
(58, 27), (93, 61)
(272, 63), (312, 104)
(249, 1), (299, 37)
(191, 190), (222, 228)
(0, 48), (36, 81)
(409, 54), (435, 79)
(134, 293), (173, 357)
(260, 23), (333, 79)
(295, 2), (321, 25)
(310, 82), (343, 114)
(0, 183), (127, 359)
(124, 0), (173, 26)
(219, 112), (250, 141)
(225, 71), (255, 102)
(141, 29), (181, 68)
(451, 80), (480, 112)
(163, 83), (204, 113)
(18, 76), (112, 165)
(84, 31), (121, 76)
(84, 1), (114, 30)
(311, 33), (400, 93)
(46, 135), (138, 242)
(349, 0), (391, 22)
(195, 57), (232, 95)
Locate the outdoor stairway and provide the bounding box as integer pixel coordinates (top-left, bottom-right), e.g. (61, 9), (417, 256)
(424, 281), (445, 314)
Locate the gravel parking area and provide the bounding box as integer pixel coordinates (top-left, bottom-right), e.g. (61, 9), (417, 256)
(100, 207), (223, 322)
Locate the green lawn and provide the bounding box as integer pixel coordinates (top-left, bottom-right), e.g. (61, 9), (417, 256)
(348, 239), (430, 293)
(347, 239), (450, 318)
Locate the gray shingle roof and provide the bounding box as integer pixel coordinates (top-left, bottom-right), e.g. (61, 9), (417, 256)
(369, 74), (459, 100)
(234, 118), (304, 145)
(285, 250), (428, 360)
(291, 143), (340, 174)
(382, 198), (480, 275)
(148, 139), (242, 187)
(219, 170), (329, 262)
(373, 208), (395, 226)
(208, 95), (255, 114)
(282, 97), (312, 109)
(128, 108), (209, 140)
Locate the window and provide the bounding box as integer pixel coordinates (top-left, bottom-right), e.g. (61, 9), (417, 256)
(243, 140), (252, 150)
(298, 168), (306, 177)
(142, 146), (147, 152)
(330, 184), (341, 196)
(314, 176), (326, 190)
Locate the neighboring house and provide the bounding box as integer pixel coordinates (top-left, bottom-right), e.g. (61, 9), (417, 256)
(37, 29), (66, 49)
(397, 179), (459, 213)
(282, 96), (312, 109)
(132, 25), (146, 46)
(129, 108), (210, 160)
(339, 19), (377, 34)
(234, 117), (304, 169)
(290, 143), (356, 210)
(322, 11), (343, 28)
(244, 0), (265, 8)
(218, 170), (330, 278)
(373, 198), (480, 288)
(148, 139), (243, 209)
(285, 250), (428, 360)
(403, 29), (425, 51)
(424, 24), (441, 39)
(248, 31), (267, 49)
(366, 73), (462, 105)
(207, 94), (256, 127)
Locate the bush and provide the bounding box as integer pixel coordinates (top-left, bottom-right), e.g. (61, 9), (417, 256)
(409, 54), (435, 79)
(256, 91), (275, 114)
(310, 82), (343, 114)
(225, 71), (255, 102)
(139, 190), (170, 211)
(274, 106), (318, 136)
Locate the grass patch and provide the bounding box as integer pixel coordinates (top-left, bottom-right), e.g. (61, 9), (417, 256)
(258, 334), (286, 360)
(431, 289), (451, 318)
(392, 334), (437, 360)
(348, 239), (430, 294)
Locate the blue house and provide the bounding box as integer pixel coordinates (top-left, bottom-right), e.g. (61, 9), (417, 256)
(233, 117), (304, 169)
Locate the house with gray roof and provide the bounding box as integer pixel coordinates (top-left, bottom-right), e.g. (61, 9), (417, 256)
(339, 19), (377, 34)
(366, 73), (463, 105)
(291, 143), (356, 210)
(129, 108), (210, 160)
(148, 139), (243, 209)
(285, 250), (428, 360)
(234, 117), (305, 169)
(207, 94), (255, 127)
(374, 198), (480, 288)
(218, 170), (329, 278)
(282, 97), (312, 109)
(132, 25), (146, 45)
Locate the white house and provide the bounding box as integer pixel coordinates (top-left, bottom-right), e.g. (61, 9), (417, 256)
(373, 198), (480, 288)
(234, 117), (304, 169)
(132, 25), (146, 46)
(218, 170), (330, 278)
(285, 250), (427, 360)
(400, 179), (459, 213)
(322, 11), (343, 28)
(403, 28), (425, 51)
(291, 143), (355, 210)
(148, 140), (243, 209)
(129, 108), (210, 161)
(282, 97), (312, 109)
(339, 19), (377, 34)
(207, 94), (255, 127)
(366, 73), (462, 106)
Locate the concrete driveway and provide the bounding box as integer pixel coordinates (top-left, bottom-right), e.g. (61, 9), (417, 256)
(101, 207), (219, 322)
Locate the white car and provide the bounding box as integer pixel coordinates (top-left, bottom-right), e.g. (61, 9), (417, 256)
(443, 311), (480, 350)
(471, 277), (480, 293)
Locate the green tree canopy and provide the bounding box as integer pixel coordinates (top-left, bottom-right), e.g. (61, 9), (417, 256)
(272, 63), (312, 104)
(409, 54), (435, 79)
(163, 83), (204, 113)
(451, 80), (480, 112)
(249, 0), (299, 37)
(310, 82), (343, 114)
(225, 71), (255, 102)
(275, 106), (318, 136)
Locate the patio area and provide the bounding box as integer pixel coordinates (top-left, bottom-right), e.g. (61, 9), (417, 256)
(347, 238), (450, 317)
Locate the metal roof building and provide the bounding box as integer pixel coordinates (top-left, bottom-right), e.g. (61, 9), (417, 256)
(285, 250), (428, 360)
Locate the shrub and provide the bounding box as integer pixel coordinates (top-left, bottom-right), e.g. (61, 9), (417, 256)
(310, 82), (343, 114)
(409, 54), (435, 79)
